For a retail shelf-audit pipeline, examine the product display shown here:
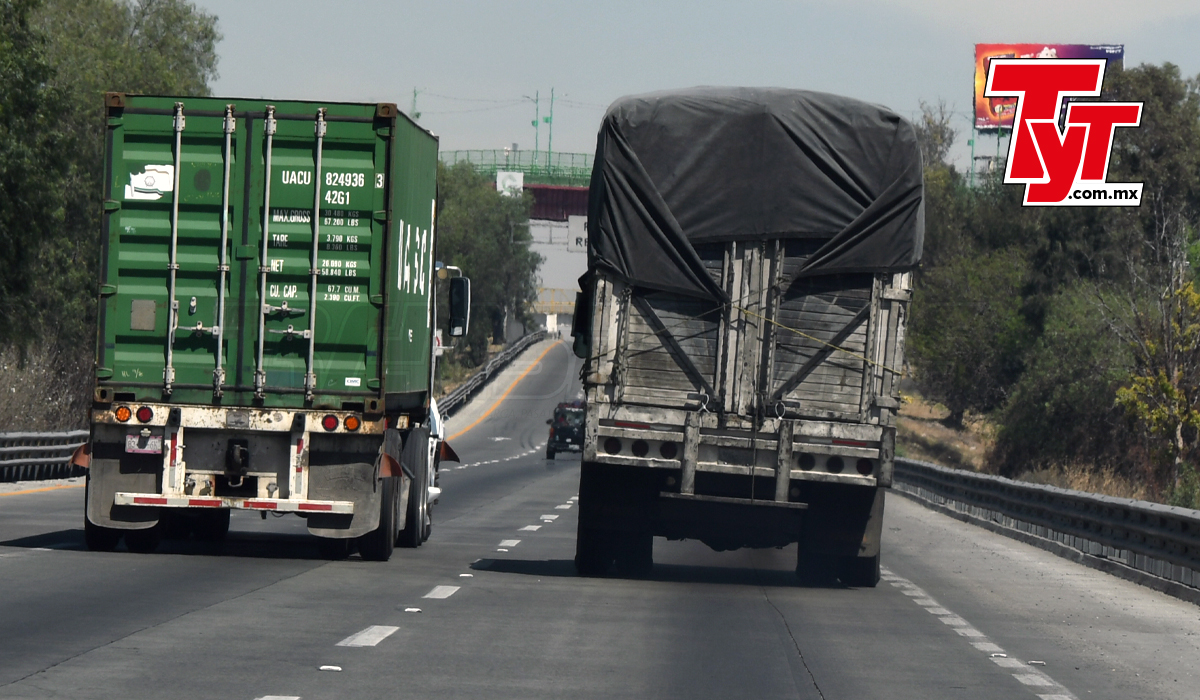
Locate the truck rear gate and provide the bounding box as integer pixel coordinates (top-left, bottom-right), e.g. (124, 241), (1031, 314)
(85, 94), (441, 559)
(574, 88), (923, 584)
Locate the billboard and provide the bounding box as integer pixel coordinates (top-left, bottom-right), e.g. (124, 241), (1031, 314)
(974, 44), (1124, 130)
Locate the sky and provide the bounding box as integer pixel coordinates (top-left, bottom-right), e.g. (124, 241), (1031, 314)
(191, 0), (1200, 173)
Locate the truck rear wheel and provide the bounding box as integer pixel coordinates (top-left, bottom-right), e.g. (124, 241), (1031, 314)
(398, 430), (429, 549)
(193, 509), (230, 542)
(124, 525), (161, 554)
(317, 536), (351, 559)
(84, 475), (122, 552)
(359, 476), (398, 561)
(574, 523), (615, 576)
(84, 517), (121, 552)
(546, 446), (556, 459)
(614, 532), (653, 577)
(838, 554), (880, 587)
(796, 551), (838, 586)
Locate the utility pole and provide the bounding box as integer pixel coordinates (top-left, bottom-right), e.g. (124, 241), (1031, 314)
(529, 91), (540, 163)
(546, 88), (555, 169)
(410, 88), (422, 121)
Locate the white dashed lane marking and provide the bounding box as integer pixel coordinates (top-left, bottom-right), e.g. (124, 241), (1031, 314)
(335, 625), (399, 647)
(423, 585), (461, 599)
(555, 504), (571, 509)
(540, 514), (558, 521)
(519, 525), (541, 531)
(881, 568), (1079, 700)
(499, 539), (521, 547)
(255, 696), (300, 700)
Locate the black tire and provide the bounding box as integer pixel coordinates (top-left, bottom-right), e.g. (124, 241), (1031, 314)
(614, 532), (653, 578)
(160, 511), (192, 540)
(84, 516), (121, 552)
(838, 554), (881, 587)
(193, 509), (231, 542)
(317, 536), (351, 560)
(83, 476), (122, 552)
(796, 551), (838, 586)
(358, 476), (398, 561)
(546, 446), (556, 459)
(124, 525), (162, 554)
(398, 430), (429, 549)
(574, 523), (614, 576)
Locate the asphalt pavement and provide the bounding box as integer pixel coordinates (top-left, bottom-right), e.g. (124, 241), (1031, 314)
(1, 338), (1197, 700)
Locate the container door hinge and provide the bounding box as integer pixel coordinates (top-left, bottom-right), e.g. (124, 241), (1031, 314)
(99, 284), (118, 297)
(104, 200), (121, 213)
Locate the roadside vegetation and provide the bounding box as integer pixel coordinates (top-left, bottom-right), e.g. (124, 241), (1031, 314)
(905, 63), (1200, 510)
(0, 0), (541, 426)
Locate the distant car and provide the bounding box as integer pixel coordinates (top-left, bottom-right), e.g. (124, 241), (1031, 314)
(546, 401), (585, 459)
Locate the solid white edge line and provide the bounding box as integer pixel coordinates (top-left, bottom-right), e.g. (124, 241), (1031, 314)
(335, 625), (400, 647)
(882, 567), (1079, 700)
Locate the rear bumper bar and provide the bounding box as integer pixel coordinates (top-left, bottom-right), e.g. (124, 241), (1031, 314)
(113, 492), (354, 514)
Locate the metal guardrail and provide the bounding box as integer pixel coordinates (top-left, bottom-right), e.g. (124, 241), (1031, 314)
(438, 331), (548, 418)
(0, 335), (550, 484)
(894, 458), (1200, 599)
(0, 431), (88, 483)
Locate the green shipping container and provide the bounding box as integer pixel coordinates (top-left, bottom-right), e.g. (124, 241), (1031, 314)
(95, 93), (437, 412)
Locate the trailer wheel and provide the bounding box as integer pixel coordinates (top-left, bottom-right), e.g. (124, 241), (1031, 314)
(84, 517), (121, 552)
(398, 429), (429, 549)
(838, 554), (880, 587)
(546, 446), (556, 459)
(574, 523), (614, 576)
(796, 551), (838, 586)
(83, 476), (122, 552)
(194, 509), (231, 542)
(614, 532), (653, 577)
(125, 525), (161, 554)
(359, 476), (398, 561)
(317, 537), (351, 559)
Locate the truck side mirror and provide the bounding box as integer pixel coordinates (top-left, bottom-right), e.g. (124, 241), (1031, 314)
(449, 277), (471, 337)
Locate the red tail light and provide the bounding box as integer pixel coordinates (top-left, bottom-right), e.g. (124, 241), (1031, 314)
(322, 415), (339, 431)
(136, 406), (154, 423)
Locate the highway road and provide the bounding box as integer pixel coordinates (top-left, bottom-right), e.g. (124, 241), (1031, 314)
(2, 338), (1198, 700)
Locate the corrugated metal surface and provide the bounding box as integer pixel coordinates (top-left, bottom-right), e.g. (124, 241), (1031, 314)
(97, 95), (437, 410)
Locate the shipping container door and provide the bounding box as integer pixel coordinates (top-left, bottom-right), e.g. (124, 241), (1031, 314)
(105, 104), (241, 396)
(251, 108), (386, 402)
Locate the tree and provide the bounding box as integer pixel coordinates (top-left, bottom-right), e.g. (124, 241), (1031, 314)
(908, 248), (1033, 427)
(0, 0), (69, 346)
(434, 162), (541, 366)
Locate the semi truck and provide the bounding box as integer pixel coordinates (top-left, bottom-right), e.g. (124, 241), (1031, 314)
(75, 93), (469, 560)
(571, 87), (924, 586)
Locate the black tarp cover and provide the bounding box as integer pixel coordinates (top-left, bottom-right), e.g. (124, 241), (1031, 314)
(586, 87), (924, 301)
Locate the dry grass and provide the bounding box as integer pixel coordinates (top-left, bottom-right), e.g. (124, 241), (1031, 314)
(895, 393), (991, 471)
(0, 344), (91, 432)
(1014, 463), (1150, 501)
(896, 389), (1152, 502)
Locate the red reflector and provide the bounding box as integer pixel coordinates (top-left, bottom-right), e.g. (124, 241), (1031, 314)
(322, 415), (339, 431)
(298, 503), (333, 511)
(245, 501), (277, 510)
(833, 439), (869, 447)
(296, 438), (304, 455)
(133, 497), (168, 505)
(135, 406), (154, 423)
(613, 421), (651, 429)
(188, 498), (222, 507)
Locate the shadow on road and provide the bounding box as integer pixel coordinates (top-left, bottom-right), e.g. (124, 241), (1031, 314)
(0, 529), (360, 561)
(473, 557), (843, 589)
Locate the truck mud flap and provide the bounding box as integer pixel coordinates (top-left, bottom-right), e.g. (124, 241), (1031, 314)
(799, 483), (884, 558)
(87, 455), (161, 530)
(306, 461), (381, 539)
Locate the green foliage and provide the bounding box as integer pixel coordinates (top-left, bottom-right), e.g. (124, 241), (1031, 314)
(991, 287), (1132, 476)
(909, 247), (1033, 426)
(1168, 461), (1200, 510)
(434, 161), (541, 367)
(0, 0), (70, 346)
